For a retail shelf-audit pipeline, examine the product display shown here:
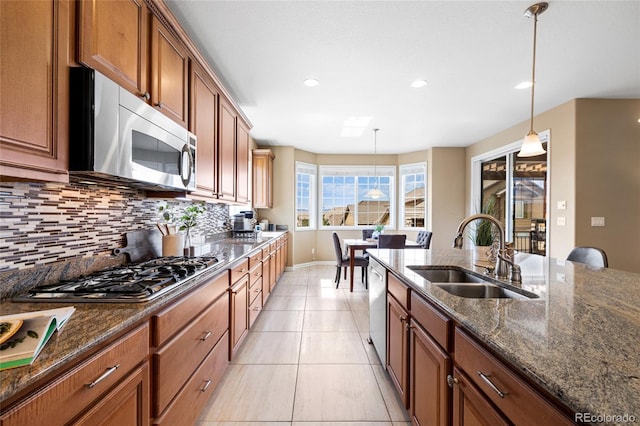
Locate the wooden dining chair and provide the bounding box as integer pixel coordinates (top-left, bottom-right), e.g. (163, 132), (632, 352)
(377, 234), (407, 249)
(332, 232), (368, 288)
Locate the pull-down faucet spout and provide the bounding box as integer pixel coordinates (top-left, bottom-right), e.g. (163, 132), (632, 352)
(453, 214), (510, 279)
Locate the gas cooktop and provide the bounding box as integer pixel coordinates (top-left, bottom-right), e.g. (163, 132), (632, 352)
(14, 256), (220, 303)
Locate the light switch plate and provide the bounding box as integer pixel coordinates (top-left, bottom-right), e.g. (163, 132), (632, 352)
(557, 217), (566, 226)
(557, 200), (567, 210)
(591, 217), (605, 227)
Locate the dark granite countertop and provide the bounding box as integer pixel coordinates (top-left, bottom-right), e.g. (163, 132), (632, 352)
(367, 248), (640, 424)
(0, 232), (284, 404)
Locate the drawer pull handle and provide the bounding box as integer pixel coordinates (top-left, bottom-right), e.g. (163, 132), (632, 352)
(200, 379), (212, 392)
(86, 364), (120, 389)
(200, 331), (212, 341)
(478, 371), (507, 398)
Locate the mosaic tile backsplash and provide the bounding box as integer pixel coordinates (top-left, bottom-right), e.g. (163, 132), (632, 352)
(0, 179), (231, 272)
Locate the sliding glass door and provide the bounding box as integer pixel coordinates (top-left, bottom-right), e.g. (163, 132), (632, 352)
(477, 137), (548, 256)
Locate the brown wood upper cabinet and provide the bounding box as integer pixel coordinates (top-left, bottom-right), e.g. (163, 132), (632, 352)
(77, 0), (149, 97)
(252, 149), (275, 208)
(218, 96), (251, 204)
(189, 61), (219, 199)
(0, 0), (72, 183)
(78, 2), (188, 127)
(150, 15), (189, 127)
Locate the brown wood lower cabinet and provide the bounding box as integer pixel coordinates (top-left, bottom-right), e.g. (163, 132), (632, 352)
(451, 366), (510, 426)
(409, 319), (451, 426)
(0, 324), (149, 426)
(72, 362), (150, 426)
(387, 293), (409, 408)
(153, 332), (229, 426)
(230, 274), (249, 359)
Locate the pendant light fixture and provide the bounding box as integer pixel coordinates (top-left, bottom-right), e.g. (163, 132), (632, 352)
(366, 128), (384, 199)
(518, 2), (549, 157)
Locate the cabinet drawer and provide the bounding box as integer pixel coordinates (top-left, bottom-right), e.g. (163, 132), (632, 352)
(249, 262), (262, 287)
(248, 250), (263, 269)
(1, 324), (149, 426)
(230, 259), (250, 284)
(454, 328), (572, 426)
(153, 331), (229, 426)
(388, 273), (410, 310)
(152, 271), (228, 347)
(249, 277), (262, 305)
(153, 293), (229, 416)
(249, 292), (263, 328)
(410, 292), (451, 351)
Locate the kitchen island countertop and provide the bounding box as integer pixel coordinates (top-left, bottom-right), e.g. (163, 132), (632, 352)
(367, 248), (640, 424)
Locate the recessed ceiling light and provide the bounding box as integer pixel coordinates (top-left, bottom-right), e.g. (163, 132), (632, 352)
(411, 80), (428, 88)
(515, 81), (533, 89)
(303, 78), (319, 87)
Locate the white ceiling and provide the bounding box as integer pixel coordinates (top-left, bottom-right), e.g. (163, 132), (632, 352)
(165, 0), (640, 154)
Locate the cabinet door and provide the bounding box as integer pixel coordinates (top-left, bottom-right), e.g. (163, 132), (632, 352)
(451, 367), (510, 426)
(190, 61), (219, 198)
(252, 150), (272, 208)
(0, 0), (70, 182)
(262, 256), (271, 303)
(72, 362), (150, 426)
(218, 98), (237, 201)
(230, 275), (249, 359)
(236, 121), (250, 203)
(77, 0), (148, 97)
(387, 294), (409, 407)
(410, 320), (451, 426)
(150, 16), (188, 127)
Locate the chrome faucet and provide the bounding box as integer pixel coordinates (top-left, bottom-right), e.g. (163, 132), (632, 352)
(453, 214), (521, 283)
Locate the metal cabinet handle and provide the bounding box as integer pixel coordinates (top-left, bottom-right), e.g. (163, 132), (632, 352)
(154, 102), (162, 108)
(200, 331), (212, 341)
(446, 374), (459, 388)
(140, 92), (150, 100)
(478, 371), (507, 398)
(86, 364), (120, 389)
(200, 379), (212, 392)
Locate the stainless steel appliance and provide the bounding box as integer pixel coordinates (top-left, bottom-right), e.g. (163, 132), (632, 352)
(368, 257), (387, 365)
(69, 67), (196, 191)
(14, 256), (219, 303)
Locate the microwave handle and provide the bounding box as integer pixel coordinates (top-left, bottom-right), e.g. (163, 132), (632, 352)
(180, 144), (193, 188)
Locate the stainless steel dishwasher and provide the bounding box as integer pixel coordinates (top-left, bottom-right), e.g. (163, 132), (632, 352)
(368, 257), (387, 365)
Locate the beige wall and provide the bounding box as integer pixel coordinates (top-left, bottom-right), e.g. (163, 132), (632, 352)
(430, 148), (467, 249)
(574, 99), (640, 271)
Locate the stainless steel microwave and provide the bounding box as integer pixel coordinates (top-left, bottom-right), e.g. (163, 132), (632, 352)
(69, 68), (196, 191)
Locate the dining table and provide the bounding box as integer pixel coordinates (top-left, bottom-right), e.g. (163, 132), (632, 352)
(342, 238), (420, 292)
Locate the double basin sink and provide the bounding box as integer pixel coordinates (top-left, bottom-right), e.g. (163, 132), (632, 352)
(406, 266), (538, 300)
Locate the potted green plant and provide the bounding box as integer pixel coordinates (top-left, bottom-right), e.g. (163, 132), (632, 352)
(372, 224), (384, 240)
(159, 202), (206, 255)
(472, 196), (498, 262)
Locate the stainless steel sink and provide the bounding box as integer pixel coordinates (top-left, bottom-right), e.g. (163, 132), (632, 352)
(406, 266), (489, 284)
(406, 266), (538, 300)
(434, 283), (537, 300)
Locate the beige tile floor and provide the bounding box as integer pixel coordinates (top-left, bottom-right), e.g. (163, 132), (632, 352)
(198, 265), (411, 426)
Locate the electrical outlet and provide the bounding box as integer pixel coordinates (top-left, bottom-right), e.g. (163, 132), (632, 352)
(591, 217), (605, 227)
(557, 217), (566, 226)
(311, 248), (315, 255)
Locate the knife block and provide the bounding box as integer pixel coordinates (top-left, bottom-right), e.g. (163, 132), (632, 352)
(162, 234), (185, 257)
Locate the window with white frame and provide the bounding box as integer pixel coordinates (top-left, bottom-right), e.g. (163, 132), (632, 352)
(319, 165), (395, 228)
(399, 163), (427, 229)
(295, 162), (317, 229)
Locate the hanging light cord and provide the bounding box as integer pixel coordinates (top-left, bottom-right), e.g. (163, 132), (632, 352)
(373, 128), (379, 189)
(529, 10), (539, 134)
